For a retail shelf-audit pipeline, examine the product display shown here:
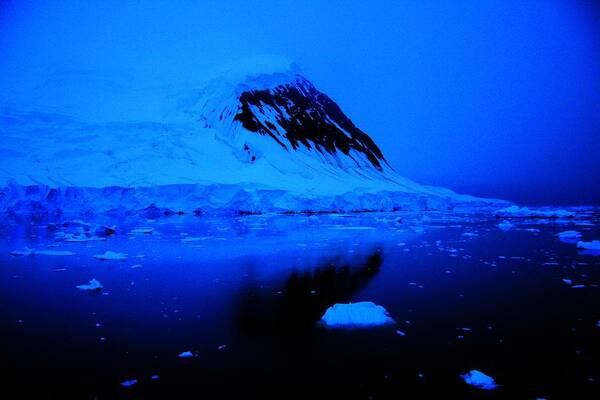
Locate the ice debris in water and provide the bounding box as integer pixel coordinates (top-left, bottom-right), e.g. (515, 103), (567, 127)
(120, 379), (137, 387)
(556, 231), (582, 241)
(461, 370), (499, 390)
(56, 232), (106, 242)
(93, 251), (128, 260)
(320, 302), (395, 328)
(178, 351), (194, 358)
(497, 220), (513, 231)
(577, 240), (600, 251)
(35, 250), (76, 256)
(10, 247), (75, 256)
(76, 279), (103, 291)
(10, 247), (35, 256)
(130, 227), (154, 234)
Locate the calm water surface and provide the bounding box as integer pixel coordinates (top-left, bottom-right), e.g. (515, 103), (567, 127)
(1, 210), (599, 398)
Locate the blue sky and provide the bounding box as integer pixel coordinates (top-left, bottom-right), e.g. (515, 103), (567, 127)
(1, 0), (598, 205)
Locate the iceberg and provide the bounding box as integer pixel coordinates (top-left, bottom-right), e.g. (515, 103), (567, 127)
(76, 279), (103, 291)
(10, 247), (75, 256)
(130, 227), (154, 234)
(577, 240), (600, 251)
(178, 351), (194, 358)
(460, 370), (499, 390)
(34, 250), (76, 256)
(120, 379), (137, 387)
(320, 302), (395, 328)
(497, 220), (513, 231)
(10, 247), (35, 256)
(556, 230), (582, 242)
(93, 251), (128, 261)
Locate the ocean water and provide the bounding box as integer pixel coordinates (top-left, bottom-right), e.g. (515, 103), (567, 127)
(1, 210), (599, 398)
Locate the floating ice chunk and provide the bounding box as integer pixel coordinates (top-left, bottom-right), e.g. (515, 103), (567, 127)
(178, 351), (194, 358)
(76, 279), (103, 291)
(120, 379), (137, 387)
(131, 227), (154, 234)
(461, 370), (499, 390)
(497, 220), (513, 231)
(35, 250), (76, 256)
(320, 302), (395, 328)
(331, 226), (376, 230)
(93, 251), (128, 260)
(556, 231), (582, 242)
(10, 247), (35, 256)
(10, 247), (75, 256)
(577, 240), (600, 251)
(462, 232), (479, 237)
(562, 279), (573, 285)
(62, 233), (106, 242)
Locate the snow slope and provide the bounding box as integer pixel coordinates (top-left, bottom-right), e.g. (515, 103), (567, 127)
(0, 56), (507, 216)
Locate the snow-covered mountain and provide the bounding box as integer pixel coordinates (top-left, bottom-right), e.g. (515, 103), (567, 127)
(0, 57), (507, 216)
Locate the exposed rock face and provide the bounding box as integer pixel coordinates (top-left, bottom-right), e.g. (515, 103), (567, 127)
(232, 76), (387, 171)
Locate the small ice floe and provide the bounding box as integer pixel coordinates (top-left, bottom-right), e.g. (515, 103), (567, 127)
(562, 278), (573, 285)
(120, 379), (137, 387)
(35, 250), (76, 256)
(542, 262), (560, 266)
(497, 220), (513, 231)
(10, 247), (75, 256)
(556, 230), (582, 242)
(461, 370), (499, 390)
(55, 231), (107, 242)
(76, 279), (103, 291)
(331, 226), (376, 231)
(130, 227), (154, 234)
(93, 251), (128, 261)
(178, 351), (194, 358)
(495, 206), (574, 219)
(412, 226), (425, 234)
(10, 247), (35, 256)
(571, 284), (585, 289)
(577, 240), (600, 254)
(320, 302), (395, 328)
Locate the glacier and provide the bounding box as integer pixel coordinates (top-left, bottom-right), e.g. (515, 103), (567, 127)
(0, 57), (507, 217)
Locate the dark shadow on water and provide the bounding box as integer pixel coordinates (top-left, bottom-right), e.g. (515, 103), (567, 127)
(235, 247), (383, 334)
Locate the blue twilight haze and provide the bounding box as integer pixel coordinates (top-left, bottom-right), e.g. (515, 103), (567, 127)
(0, 0), (598, 204)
